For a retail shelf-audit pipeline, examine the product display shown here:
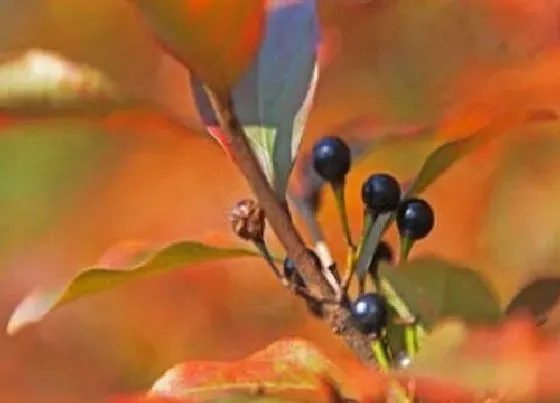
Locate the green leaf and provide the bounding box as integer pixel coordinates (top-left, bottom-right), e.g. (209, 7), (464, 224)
(505, 277), (560, 324)
(7, 241), (258, 335)
(378, 257), (501, 330)
(404, 134), (488, 196)
(150, 338), (343, 400)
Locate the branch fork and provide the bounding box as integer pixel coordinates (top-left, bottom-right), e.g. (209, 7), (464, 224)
(206, 88), (376, 364)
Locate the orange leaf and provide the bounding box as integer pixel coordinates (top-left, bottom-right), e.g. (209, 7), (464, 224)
(129, 0), (266, 96)
(398, 316), (560, 402)
(438, 48), (560, 141)
(149, 339), (350, 401)
(106, 395), (196, 403)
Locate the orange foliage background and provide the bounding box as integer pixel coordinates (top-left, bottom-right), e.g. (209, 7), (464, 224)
(2, 0), (560, 401)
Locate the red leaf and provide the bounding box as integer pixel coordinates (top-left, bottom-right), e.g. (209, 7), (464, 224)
(149, 339), (351, 401)
(129, 0), (266, 96)
(106, 395), (197, 403)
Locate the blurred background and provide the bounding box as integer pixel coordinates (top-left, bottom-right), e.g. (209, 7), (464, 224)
(2, 0), (560, 401)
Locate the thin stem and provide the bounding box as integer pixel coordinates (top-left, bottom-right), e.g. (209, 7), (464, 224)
(371, 339), (390, 371)
(205, 90), (332, 297)
(340, 247), (357, 298)
(370, 270), (382, 293)
(405, 325), (418, 357)
(254, 239), (284, 281)
(204, 88), (376, 364)
(358, 275), (366, 295)
(399, 236), (414, 263)
(331, 181), (354, 249)
(372, 338), (414, 403)
(342, 210), (376, 295)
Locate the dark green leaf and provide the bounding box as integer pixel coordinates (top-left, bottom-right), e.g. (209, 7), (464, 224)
(7, 241), (258, 334)
(379, 257), (501, 329)
(505, 277), (560, 324)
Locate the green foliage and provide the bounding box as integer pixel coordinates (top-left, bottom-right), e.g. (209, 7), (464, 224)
(7, 241), (258, 334)
(379, 258), (501, 330)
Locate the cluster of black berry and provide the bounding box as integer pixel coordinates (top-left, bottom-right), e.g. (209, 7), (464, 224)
(312, 136), (435, 364)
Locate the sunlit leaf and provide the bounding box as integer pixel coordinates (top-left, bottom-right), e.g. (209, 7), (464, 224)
(399, 317), (560, 402)
(150, 338), (342, 400)
(505, 277), (560, 324)
(378, 257), (501, 329)
(130, 0), (265, 96)
(7, 241), (258, 335)
(192, 0), (320, 199)
(0, 49), (203, 131)
(0, 49), (132, 116)
(246, 339), (341, 377)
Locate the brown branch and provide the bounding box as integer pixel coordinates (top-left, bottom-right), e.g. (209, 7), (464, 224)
(206, 90), (375, 364)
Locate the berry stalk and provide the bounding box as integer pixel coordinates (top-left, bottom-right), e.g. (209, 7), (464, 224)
(331, 181), (354, 249)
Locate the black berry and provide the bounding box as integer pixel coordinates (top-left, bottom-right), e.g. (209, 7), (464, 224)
(312, 136), (351, 183)
(351, 293), (388, 334)
(373, 241), (393, 264)
(361, 173), (401, 213)
(368, 241), (394, 277)
(396, 198), (435, 240)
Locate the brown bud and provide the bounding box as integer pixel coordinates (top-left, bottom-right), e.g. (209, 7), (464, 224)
(229, 199), (265, 242)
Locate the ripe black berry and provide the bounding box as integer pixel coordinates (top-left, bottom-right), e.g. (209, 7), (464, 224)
(368, 241), (394, 278)
(312, 136), (351, 183)
(361, 173), (401, 213)
(373, 241), (393, 264)
(351, 293), (388, 334)
(396, 198), (435, 240)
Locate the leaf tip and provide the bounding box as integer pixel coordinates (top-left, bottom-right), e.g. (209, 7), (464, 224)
(6, 286), (65, 335)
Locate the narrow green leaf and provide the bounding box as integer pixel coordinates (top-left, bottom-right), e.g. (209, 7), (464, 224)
(404, 135), (487, 196)
(379, 257), (501, 330)
(7, 241), (258, 335)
